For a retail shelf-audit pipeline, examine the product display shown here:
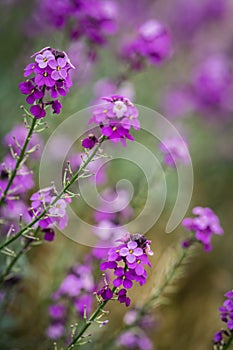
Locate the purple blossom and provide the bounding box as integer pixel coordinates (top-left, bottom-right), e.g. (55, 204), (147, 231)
(29, 187), (70, 233)
(213, 289), (233, 346)
(113, 268), (134, 289)
(51, 99), (62, 114)
(19, 47), (75, 118)
(46, 323), (64, 340)
(117, 330), (152, 350)
(98, 234), (153, 306)
(89, 95), (139, 146)
(121, 19), (172, 69)
(82, 134), (98, 149)
(32, 0), (118, 50)
(117, 288), (131, 307)
(30, 104), (46, 119)
(49, 304), (66, 319)
(182, 206), (224, 251)
(35, 49), (55, 68)
(119, 241), (143, 264)
(97, 286), (113, 301)
(159, 137), (190, 168)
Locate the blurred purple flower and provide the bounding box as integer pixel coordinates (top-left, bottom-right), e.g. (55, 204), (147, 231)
(182, 206), (224, 251)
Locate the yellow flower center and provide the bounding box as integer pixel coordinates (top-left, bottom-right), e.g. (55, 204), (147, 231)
(112, 126), (117, 131)
(43, 57), (47, 62)
(137, 260), (141, 264)
(57, 65), (61, 71)
(43, 72), (48, 77)
(129, 249), (133, 254)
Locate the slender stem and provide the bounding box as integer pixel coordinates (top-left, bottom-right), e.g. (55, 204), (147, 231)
(0, 239), (31, 284)
(0, 139), (104, 251)
(142, 248), (188, 312)
(0, 227), (40, 284)
(66, 287), (117, 350)
(0, 116), (37, 206)
(222, 332), (233, 350)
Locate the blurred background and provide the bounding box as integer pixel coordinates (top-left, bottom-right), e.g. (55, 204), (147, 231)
(0, 0), (233, 349)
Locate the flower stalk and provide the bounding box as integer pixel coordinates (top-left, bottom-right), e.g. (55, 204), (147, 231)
(66, 287), (117, 349)
(0, 137), (105, 251)
(0, 116), (37, 206)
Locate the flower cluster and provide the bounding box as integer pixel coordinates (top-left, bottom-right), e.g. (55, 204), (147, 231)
(159, 137), (190, 168)
(122, 19), (172, 70)
(116, 308), (156, 350)
(19, 47), (74, 118)
(83, 95), (140, 148)
(182, 207), (224, 251)
(30, 187), (70, 240)
(213, 290), (233, 348)
(46, 262), (95, 340)
(98, 233), (153, 306)
(34, 0), (118, 47)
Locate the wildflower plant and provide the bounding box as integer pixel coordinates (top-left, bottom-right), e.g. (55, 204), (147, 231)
(0, 2), (232, 350)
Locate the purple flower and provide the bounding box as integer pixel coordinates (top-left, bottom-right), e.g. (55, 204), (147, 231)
(119, 241), (143, 263)
(117, 288), (131, 307)
(97, 234), (153, 306)
(160, 137), (190, 168)
(49, 57), (68, 80)
(182, 206), (224, 251)
(97, 286), (113, 301)
(43, 228), (55, 241)
(89, 95), (139, 146)
(51, 99), (62, 114)
(121, 19), (172, 69)
(117, 330), (152, 350)
(49, 304), (66, 319)
(24, 63), (36, 77)
(30, 104), (46, 119)
(30, 187), (70, 232)
(82, 134), (98, 149)
(35, 49), (55, 68)
(213, 290), (233, 346)
(46, 323), (64, 340)
(113, 268), (134, 289)
(20, 47), (75, 118)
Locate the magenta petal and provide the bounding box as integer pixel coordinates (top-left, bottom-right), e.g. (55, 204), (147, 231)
(51, 70), (60, 81)
(123, 279), (133, 289)
(114, 268), (124, 277)
(126, 254), (136, 263)
(113, 277), (122, 287)
(119, 247), (129, 256)
(127, 241), (137, 249)
(59, 69), (67, 79)
(134, 248), (143, 256)
(135, 264), (145, 276)
(48, 59), (58, 69)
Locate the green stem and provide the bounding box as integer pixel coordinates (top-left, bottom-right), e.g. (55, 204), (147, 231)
(66, 287), (117, 350)
(0, 139), (104, 251)
(0, 239), (31, 284)
(0, 227), (40, 284)
(142, 248), (188, 312)
(222, 332), (233, 350)
(0, 117), (37, 206)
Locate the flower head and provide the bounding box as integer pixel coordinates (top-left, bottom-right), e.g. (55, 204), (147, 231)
(98, 233), (153, 306)
(19, 47), (74, 118)
(89, 95), (139, 146)
(182, 206), (223, 251)
(213, 289), (233, 347)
